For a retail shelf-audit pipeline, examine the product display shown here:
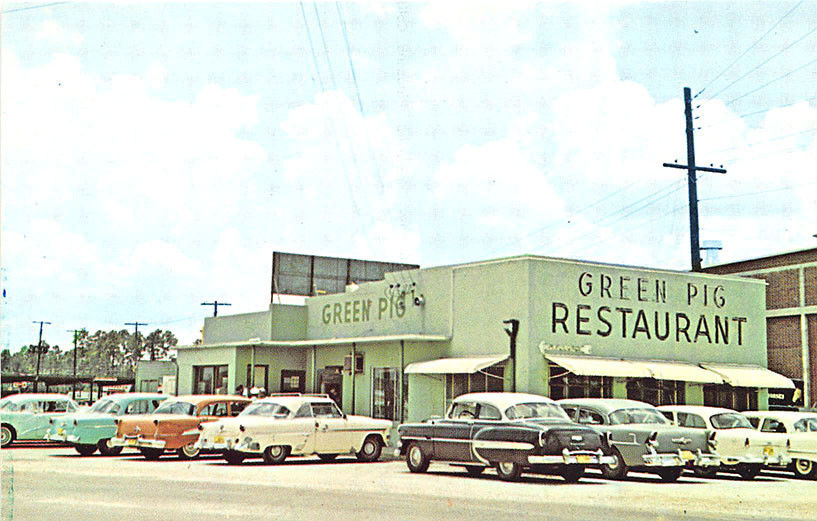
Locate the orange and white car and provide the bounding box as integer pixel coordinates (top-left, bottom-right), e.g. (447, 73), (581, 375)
(110, 394), (251, 459)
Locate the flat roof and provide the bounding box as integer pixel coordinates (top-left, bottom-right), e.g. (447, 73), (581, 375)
(178, 333), (450, 350)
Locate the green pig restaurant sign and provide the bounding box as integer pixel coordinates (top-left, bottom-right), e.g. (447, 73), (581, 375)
(550, 271), (750, 347)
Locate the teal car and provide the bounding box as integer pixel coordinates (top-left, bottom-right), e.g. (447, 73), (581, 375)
(46, 393), (168, 455)
(1, 393), (80, 447)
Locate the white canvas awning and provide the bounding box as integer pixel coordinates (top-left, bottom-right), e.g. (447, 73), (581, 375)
(404, 354), (507, 375)
(544, 354), (653, 378)
(638, 360), (724, 384)
(699, 363), (795, 389)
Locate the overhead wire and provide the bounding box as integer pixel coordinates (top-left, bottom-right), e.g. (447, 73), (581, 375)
(699, 94), (817, 130)
(694, 0), (804, 99)
(706, 23), (817, 101)
(724, 54), (817, 106)
(335, 1), (385, 193)
(487, 179), (645, 256)
(699, 180), (817, 202)
(298, 2), (362, 218)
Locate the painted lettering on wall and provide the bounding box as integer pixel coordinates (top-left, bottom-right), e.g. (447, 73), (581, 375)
(321, 295), (406, 325)
(550, 271), (749, 346)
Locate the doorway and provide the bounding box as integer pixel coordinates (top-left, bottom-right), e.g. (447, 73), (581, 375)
(319, 366), (343, 405)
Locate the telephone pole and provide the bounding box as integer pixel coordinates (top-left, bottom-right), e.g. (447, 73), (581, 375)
(67, 329), (84, 400)
(201, 300), (231, 317)
(125, 321), (149, 360)
(663, 86), (727, 272)
(32, 320), (51, 392)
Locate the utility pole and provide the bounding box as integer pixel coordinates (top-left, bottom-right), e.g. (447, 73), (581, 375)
(125, 321), (149, 360)
(67, 329), (84, 400)
(201, 300), (231, 317)
(663, 86), (727, 272)
(32, 320), (51, 392)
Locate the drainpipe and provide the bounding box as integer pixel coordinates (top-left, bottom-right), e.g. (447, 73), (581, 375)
(351, 342), (356, 415)
(503, 319), (519, 393)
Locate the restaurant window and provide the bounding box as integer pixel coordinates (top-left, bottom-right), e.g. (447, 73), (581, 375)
(193, 365), (229, 394)
(626, 378), (685, 406)
(372, 367), (398, 421)
(703, 385), (758, 411)
(445, 365), (505, 410)
(281, 370), (306, 393)
(548, 363), (612, 400)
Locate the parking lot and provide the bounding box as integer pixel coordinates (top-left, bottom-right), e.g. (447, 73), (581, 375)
(2, 443), (815, 521)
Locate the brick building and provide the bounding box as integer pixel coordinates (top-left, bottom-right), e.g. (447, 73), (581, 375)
(704, 247), (817, 409)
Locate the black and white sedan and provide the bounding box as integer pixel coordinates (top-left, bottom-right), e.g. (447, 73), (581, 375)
(397, 392), (615, 482)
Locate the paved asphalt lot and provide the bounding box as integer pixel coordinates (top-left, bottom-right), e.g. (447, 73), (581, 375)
(2, 442), (816, 521)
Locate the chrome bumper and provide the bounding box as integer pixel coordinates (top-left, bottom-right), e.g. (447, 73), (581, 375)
(642, 450), (685, 467)
(528, 449), (616, 466)
(110, 436), (166, 449)
(45, 432), (78, 443)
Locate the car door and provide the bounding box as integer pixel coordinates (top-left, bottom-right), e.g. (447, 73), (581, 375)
(433, 401), (478, 462)
(312, 401), (351, 453)
(589, 408), (641, 466)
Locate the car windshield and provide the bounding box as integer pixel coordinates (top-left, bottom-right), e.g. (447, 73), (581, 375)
(89, 399), (119, 414)
(505, 402), (569, 420)
(609, 408), (668, 425)
(153, 401), (196, 415)
(239, 402), (291, 418)
(710, 412), (753, 429)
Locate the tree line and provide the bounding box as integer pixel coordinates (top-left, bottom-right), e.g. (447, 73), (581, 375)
(0, 329), (178, 378)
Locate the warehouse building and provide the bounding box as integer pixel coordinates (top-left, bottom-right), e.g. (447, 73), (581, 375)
(177, 253), (793, 424)
(704, 247), (817, 410)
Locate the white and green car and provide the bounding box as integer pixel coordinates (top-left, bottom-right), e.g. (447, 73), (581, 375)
(1, 393), (79, 447)
(46, 392), (168, 455)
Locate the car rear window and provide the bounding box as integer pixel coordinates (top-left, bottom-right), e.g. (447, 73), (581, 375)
(154, 401), (196, 415)
(609, 408), (667, 425)
(240, 402), (291, 418)
(710, 413), (752, 429)
(506, 402), (570, 421)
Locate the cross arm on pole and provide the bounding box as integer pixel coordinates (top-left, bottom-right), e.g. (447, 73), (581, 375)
(662, 163), (727, 174)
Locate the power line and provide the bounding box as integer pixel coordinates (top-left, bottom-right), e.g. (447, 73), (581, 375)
(487, 179), (644, 255)
(699, 94), (817, 130)
(725, 54), (817, 106)
(299, 1), (325, 91)
(699, 180), (817, 202)
(695, 0), (804, 99)
(708, 126), (817, 155)
(707, 23), (817, 100)
(1, 1), (67, 14)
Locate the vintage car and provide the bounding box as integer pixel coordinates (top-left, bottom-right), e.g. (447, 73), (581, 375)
(559, 399), (720, 482)
(397, 392), (616, 482)
(1, 393), (80, 447)
(744, 410), (817, 479)
(197, 393), (392, 464)
(658, 405), (791, 479)
(110, 394), (251, 459)
(45, 393), (168, 455)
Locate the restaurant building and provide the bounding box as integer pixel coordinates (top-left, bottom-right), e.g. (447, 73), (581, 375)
(177, 254), (793, 424)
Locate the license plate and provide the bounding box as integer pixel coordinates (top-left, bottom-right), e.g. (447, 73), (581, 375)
(128, 439), (137, 446)
(576, 455), (592, 464)
(763, 446), (774, 456)
(681, 450), (695, 461)
(57, 428), (65, 435)
(214, 436), (224, 444)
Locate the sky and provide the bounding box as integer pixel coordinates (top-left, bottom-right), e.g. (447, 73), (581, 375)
(2, 1), (816, 353)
